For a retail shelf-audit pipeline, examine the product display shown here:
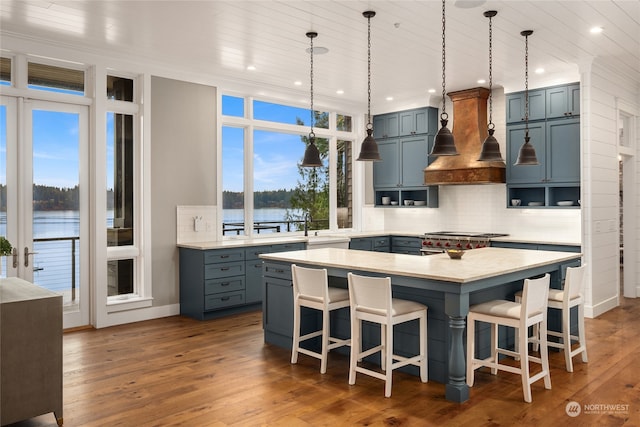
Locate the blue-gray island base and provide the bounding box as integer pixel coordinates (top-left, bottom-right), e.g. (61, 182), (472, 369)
(260, 247), (581, 403)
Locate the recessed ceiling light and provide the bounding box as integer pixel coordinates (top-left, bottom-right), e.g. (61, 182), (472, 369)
(386, 96), (394, 101)
(428, 88), (436, 94)
(477, 79), (486, 84)
(246, 65), (256, 71)
(590, 26), (603, 34)
(336, 89), (344, 95)
(535, 67), (545, 74)
(294, 81), (302, 86)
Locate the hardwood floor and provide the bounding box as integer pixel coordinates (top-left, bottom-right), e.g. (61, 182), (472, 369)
(9, 297), (640, 427)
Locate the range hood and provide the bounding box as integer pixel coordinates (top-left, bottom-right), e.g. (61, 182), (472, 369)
(424, 87), (506, 185)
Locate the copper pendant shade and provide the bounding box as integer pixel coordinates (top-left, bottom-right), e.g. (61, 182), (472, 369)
(301, 31), (322, 167)
(357, 10), (381, 162)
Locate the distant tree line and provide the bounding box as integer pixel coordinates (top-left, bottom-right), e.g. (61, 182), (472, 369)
(0, 184), (114, 211)
(223, 189), (295, 209)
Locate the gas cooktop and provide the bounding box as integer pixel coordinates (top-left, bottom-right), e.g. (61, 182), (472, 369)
(424, 231), (509, 238)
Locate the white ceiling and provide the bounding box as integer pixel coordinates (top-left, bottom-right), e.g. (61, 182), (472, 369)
(1, 1), (638, 112)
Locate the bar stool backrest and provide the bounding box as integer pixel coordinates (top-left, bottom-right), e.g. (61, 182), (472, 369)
(347, 273), (392, 317)
(521, 274), (551, 319)
(292, 264), (328, 303)
(565, 265), (587, 301)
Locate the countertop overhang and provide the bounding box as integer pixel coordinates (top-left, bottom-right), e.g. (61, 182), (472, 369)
(260, 247), (582, 284)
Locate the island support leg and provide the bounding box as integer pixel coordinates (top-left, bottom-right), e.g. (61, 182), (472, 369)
(445, 292), (470, 403)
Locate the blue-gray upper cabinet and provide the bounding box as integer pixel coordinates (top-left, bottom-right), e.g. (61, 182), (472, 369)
(506, 122), (546, 184)
(546, 84), (580, 119)
(399, 108), (437, 136)
(373, 134), (433, 188)
(373, 114), (399, 139)
(506, 88), (546, 123)
(506, 119), (580, 185)
(546, 118), (580, 183)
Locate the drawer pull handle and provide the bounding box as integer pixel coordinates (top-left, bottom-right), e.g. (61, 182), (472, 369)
(220, 255), (230, 259)
(221, 282), (230, 286)
(275, 269), (284, 273)
(254, 264), (262, 268)
(220, 267), (230, 271)
(221, 296), (230, 301)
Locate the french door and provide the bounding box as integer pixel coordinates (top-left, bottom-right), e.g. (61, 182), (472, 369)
(1, 96), (89, 328)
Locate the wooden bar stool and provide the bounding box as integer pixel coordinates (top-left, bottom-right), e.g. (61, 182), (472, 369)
(516, 264), (588, 372)
(290, 264), (351, 374)
(347, 272), (428, 397)
(466, 274), (551, 403)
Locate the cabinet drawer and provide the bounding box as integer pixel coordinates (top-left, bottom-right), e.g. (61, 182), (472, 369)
(205, 291), (245, 310)
(391, 236), (421, 248)
(204, 249), (245, 264)
(204, 261), (245, 279)
(349, 238), (372, 251)
(273, 243), (305, 252)
(205, 277), (245, 295)
(245, 246), (272, 260)
(373, 237), (390, 248)
(263, 262), (292, 281)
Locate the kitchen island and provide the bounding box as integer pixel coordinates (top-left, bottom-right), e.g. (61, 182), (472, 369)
(260, 247), (581, 403)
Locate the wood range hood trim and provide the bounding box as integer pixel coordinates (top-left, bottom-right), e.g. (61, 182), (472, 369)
(424, 87), (506, 185)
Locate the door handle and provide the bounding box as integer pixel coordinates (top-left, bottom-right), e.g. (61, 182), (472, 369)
(24, 246), (38, 267)
(12, 247), (19, 268)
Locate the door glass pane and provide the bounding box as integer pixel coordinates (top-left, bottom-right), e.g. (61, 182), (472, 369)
(32, 109), (81, 311)
(222, 126), (244, 235)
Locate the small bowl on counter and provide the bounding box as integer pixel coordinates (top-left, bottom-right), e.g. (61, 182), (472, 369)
(446, 249), (465, 260)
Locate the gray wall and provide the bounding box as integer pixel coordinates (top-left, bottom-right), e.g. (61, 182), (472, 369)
(150, 76), (217, 306)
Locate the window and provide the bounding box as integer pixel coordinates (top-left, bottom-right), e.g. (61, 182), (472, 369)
(222, 126), (245, 236)
(253, 99), (328, 128)
(107, 75), (134, 101)
(222, 95), (244, 117)
(221, 95), (354, 235)
(27, 61), (84, 95)
(106, 75), (141, 301)
(0, 57), (11, 86)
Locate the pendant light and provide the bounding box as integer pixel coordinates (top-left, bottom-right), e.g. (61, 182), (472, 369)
(478, 10), (505, 162)
(302, 31), (322, 167)
(357, 10), (381, 162)
(430, 0), (458, 157)
(514, 30), (540, 165)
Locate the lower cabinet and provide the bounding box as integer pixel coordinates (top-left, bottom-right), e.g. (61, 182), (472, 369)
(180, 242), (305, 320)
(349, 236), (390, 252)
(391, 236), (422, 255)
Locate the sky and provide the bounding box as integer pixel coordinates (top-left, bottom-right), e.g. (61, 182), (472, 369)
(0, 90), (320, 193)
(222, 96), (322, 193)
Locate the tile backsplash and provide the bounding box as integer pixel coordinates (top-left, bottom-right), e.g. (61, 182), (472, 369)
(176, 205), (217, 244)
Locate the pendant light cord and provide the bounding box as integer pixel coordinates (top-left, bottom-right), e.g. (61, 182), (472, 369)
(524, 32), (529, 138)
(367, 13), (372, 129)
(441, 0), (447, 119)
(488, 12), (494, 130)
(309, 33), (315, 139)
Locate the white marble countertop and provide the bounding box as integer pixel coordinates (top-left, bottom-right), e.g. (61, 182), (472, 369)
(177, 230), (580, 250)
(260, 247), (582, 284)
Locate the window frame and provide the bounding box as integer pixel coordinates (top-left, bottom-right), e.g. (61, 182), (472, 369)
(219, 93), (356, 238)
